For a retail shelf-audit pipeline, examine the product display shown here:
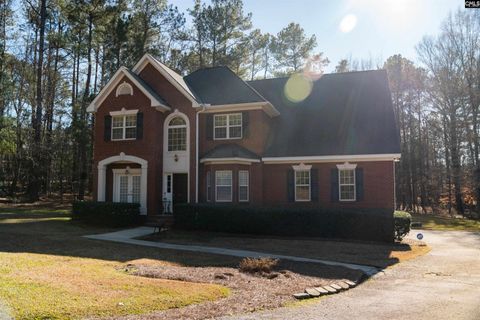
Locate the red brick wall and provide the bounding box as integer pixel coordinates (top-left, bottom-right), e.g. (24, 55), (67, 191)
(198, 109), (271, 156)
(262, 161), (395, 209)
(199, 163), (263, 204)
(92, 74), (165, 215)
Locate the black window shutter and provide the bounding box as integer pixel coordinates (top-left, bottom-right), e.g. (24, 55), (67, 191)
(210, 171), (215, 202)
(330, 168), (339, 202)
(311, 168), (319, 202)
(356, 168), (364, 201)
(206, 114), (213, 140)
(136, 112), (143, 139)
(242, 112), (249, 138)
(287, 169), (295, 202)
(104, 115), (112, 141)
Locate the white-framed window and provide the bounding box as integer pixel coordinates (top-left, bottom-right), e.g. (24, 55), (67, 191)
(206, 171), (211, 202)
(215, 170), (232, 202)
(167, 117), (187, 151)
(214, 113), (242, 140)
(112, 114), (137, 140)
(339, 168), (356, 201)
(295, 169), (311, 202)
(238, 170), (249, 202)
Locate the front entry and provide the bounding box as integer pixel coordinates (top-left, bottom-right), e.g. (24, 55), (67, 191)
(163, 173), (188, 213)
(173, 173), (188, 205)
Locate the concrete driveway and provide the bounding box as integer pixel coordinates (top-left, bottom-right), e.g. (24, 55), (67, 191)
(220, 230), (480, 320)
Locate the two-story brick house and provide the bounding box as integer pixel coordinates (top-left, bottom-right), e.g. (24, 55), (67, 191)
(88, 54), (400, 218)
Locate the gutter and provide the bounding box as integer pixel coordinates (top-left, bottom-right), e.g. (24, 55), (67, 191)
(195, 104), (209, 203)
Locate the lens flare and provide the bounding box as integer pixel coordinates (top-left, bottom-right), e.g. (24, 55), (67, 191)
(339, 14), (357, 33)
(284, 73), (313, 103)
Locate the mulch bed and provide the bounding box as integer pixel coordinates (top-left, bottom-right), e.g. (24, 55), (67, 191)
(112, 258), (364, 320)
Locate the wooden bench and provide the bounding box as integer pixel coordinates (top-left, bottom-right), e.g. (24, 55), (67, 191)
(145, 215), (174, 234)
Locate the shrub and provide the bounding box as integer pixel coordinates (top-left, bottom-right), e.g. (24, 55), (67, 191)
(72, 201), (141, 227)
(239, 257), (279, 274)
(394, 211), (411, 241)
(174, 204), (395, 242)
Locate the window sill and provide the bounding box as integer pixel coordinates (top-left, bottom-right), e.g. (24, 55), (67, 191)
(213, 137), (243, 141)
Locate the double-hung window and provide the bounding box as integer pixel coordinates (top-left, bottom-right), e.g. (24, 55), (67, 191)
(215, 171), (232, 202)
(295, 170), (310, 201)
(238, 170), (249, 202)
(112, 114), (137, 140)
(339, 168), (356, 201)
(214, 113), (242, 139)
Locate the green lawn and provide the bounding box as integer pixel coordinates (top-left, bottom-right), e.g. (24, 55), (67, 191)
(411, 213), (480, 232)
(0, 207), (230, 320)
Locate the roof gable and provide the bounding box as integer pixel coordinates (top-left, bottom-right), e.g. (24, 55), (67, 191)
(132, 54), (199, 106)
(87, 67), (170, 113)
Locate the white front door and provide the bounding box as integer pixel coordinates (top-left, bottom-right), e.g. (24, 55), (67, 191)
(114, 170), (141, 204)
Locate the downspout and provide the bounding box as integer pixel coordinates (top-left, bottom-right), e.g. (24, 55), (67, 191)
(196, 104), (209, 203)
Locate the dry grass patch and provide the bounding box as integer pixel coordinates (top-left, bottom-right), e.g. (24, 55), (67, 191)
(0, 252), (228, 320)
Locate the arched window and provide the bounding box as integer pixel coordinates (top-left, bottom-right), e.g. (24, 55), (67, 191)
(116, 82), (133, 96)
(168, 117), (187, 151)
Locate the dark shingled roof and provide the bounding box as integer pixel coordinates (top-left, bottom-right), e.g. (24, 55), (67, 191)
(125, 69), (170, 107)
(184, 66), (266, 105)
(202, 144), (260, 160)
(248, 70), (400, 157)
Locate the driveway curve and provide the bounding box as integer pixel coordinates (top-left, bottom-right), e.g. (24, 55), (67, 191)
(219, 230), (480, 320)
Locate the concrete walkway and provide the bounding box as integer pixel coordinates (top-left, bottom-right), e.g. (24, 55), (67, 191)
(219, 230), (480, 320)
(84, 227), (380, 275)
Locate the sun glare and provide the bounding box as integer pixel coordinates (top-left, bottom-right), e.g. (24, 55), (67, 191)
(284, 74), (313, 103)
(339, 14), (357, 33)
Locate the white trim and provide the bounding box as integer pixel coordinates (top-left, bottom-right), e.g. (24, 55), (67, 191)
(97, 153), (148, 214)
(213, 113), (242, 140)
(200, 157), (260, 165)
(115, 81), (133, 97)
(87, 66), (170, 113)
(262, 153), (401, 164)
(294, 169), (311, 202)
(204, 102), (280, 118)
(292, 163), (312, 171)
(215, 170), (233, 202)
(109, 108), (138, 116)
(238, 170), (249, 202)
(132, 54), (199, 107)
(336, 162), (357, 170)
(338, 167), (356, 202)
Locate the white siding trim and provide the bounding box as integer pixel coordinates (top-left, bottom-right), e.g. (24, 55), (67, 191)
(263, 153), (401, 164)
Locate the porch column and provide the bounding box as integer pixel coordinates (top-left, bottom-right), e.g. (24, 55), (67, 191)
(97, 165), (106, 202)
(140, 164), (148, 215)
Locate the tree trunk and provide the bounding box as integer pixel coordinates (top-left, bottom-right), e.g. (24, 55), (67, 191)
(27, 0), (47, 201)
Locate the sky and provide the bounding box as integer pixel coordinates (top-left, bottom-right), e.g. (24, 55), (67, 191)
(172, 0), (464, 72)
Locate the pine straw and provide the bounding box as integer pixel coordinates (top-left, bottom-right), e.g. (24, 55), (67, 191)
(108, 258), (364, 320)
